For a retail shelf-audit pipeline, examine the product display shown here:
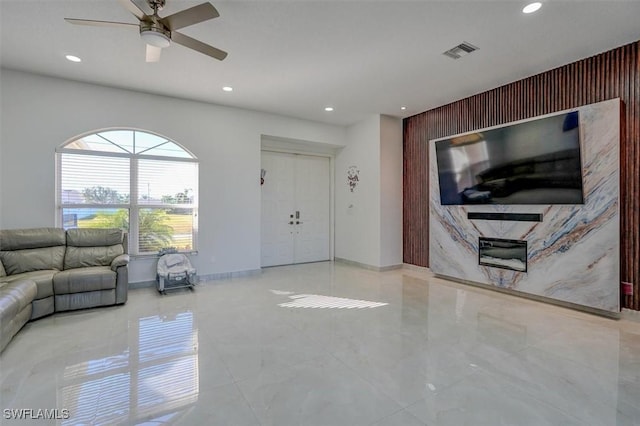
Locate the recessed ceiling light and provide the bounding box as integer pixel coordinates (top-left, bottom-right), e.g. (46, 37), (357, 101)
(523, 2), (542, 14)
(222, 86), (233, 92)
(65, 55), (81, 63)
(324, 107), (334, 112)
(401, 106), (407, 111)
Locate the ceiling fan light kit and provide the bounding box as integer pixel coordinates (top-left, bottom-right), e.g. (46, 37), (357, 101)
(65, 0), (227, 62)
(140, 28), (170, 48)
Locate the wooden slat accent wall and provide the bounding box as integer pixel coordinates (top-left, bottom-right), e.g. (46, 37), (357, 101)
(403, 40), (640, 310)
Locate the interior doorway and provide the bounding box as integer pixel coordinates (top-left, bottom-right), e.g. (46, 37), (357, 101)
(261, 151), (331, 267)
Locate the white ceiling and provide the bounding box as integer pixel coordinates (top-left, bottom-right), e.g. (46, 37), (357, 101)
(1, 0), (639, 126)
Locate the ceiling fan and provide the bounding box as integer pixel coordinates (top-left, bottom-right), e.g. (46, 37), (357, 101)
(65, 0), (227, 62)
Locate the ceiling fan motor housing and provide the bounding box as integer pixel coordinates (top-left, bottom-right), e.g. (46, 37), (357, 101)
(147, 0), (166, 11)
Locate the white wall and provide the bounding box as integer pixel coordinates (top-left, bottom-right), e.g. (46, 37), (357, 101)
(335, 114), (403, 268)
(0, 69), (346, 282)
(335, 115), (381, 266)
(379, 115), (403, 267)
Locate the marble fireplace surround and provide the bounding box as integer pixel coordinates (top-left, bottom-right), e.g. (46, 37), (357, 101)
(429, 98), (621, 314)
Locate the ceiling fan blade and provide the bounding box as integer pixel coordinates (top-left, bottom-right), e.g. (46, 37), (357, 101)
(171, 31), (227, 60)
(159, 3), (219, 31)
(146, 44), (162, 62)
(132, 0), (152, 15)
(117, 0), (146, 20)
(65, 18), (139, 29)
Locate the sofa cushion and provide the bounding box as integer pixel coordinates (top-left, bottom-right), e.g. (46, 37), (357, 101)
(0, 246), (65, 275)
(53, 266), (116, 295)
(1, 303), (32, 353)
(0, 280), (37, 324)
(1, 280), (37, 353)
(0, 270), (56, 299)
(66, 229), (123, 247)
(64, 245), (124, 270)
(0, 228), (66, 250)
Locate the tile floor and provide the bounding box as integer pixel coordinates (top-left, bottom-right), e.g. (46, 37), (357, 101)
(1, 262), (639, 425)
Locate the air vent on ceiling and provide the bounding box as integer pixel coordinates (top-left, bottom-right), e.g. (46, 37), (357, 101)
(443, 42), (479, 60)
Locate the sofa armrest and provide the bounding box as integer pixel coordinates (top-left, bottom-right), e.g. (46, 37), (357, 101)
(111, 254), (130, 271)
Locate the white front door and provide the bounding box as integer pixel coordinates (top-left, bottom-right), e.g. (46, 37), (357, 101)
(261, 151), (330, 267)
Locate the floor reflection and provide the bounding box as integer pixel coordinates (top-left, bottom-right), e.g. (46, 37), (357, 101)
(2, 263), (640, 425)
(60, 312), (198, 425)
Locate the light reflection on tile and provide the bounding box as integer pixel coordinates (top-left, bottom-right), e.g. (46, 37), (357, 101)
(277, 293), (388, 309)
(1, 261), (640, 425)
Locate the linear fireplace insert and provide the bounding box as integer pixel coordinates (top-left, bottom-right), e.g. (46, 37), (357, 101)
(479, 237), (527, 272)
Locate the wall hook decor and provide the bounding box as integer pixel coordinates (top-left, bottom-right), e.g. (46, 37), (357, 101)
(347, 166), (359, 192)
(261, 168), (266, 185)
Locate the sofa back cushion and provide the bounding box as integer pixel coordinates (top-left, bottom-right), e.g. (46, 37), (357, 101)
(64, 245), (124, 269)
(0, 228), (67, 275)
(0, 247), (66, 275)
(66, 229), (123, 247)
(64, 229), (125, 270)
(0, 228), (66, 250)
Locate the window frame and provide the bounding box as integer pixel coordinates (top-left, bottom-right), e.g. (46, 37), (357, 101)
(56, 128), (199, 256)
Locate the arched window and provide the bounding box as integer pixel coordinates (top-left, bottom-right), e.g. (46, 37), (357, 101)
(56, 129), (198, 255)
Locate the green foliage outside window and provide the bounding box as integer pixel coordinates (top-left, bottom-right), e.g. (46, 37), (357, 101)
(73, 186), (195, 252)
(83, 186), (129, 203)
(85, 208), (174, 253)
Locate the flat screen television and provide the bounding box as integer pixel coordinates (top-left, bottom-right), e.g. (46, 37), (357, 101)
(435, 111), (584, 205)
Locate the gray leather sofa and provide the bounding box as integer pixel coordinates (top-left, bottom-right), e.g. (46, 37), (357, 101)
(0, 279), (37, 353)
(0, 227), (129, 352)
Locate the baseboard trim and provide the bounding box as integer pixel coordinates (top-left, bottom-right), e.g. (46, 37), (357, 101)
(128, 280), (156, 289)
(402, 263), (432, 273)
(198, 269), (263, 282)
(129, 269), (263, 289)
(334, 257), (402, 272)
